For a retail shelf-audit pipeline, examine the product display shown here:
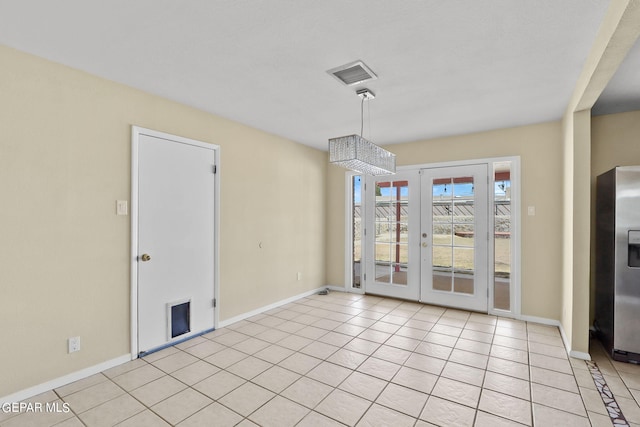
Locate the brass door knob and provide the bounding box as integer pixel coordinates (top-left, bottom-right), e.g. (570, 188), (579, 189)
(140, 254), (151, 262)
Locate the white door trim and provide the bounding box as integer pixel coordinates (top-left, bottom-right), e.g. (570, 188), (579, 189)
(130, 126), (221, 359)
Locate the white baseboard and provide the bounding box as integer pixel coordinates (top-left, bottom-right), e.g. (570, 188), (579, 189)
(519, 314), (591, 361)
(556, 321), (591, 360)
(569, 350), (591, 360)
(518, 314), (560, 326)
(1, 354), (132, 405)
(326, 285), (365, 295)
(218, 286), (327, 328)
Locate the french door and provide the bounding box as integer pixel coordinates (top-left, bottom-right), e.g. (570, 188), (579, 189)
(420, 165), (488, 312)
(363, 164), (489, 311)
(364, 171), (420, 300)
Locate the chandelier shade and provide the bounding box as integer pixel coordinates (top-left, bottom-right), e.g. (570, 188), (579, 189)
(329, 134), (396, 176)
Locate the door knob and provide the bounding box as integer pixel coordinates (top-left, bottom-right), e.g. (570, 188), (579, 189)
(140, 254), (151, 262)
(422, 242), (428, 247)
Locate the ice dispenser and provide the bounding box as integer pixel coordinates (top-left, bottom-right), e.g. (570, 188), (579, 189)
(629, 231), (640, 268)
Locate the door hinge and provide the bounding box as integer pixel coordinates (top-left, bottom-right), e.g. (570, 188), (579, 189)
(213, 165), (217, 174)
(364, 273), (366, 281)
(213, 298), (217, 308)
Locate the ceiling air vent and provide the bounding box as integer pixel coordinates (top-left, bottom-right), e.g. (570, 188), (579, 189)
(328, 60), (377, 86)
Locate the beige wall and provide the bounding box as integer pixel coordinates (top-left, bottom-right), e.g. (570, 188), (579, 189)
(327, 121), (564, 320)
(563, 110), (591, 355)
(592, 110), (640, 174)
(590, 110), (640, 322)
(0, 45), (326, 397)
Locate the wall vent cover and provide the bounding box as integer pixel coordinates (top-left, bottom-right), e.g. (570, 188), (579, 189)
(328, 60), (377, 86)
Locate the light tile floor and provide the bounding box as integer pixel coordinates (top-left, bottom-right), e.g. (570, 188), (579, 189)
(3, 292), (640, 426)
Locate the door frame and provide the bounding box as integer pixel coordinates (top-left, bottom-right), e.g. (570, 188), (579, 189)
(130, 126), (221, 359)
(345, 156), (521, 317)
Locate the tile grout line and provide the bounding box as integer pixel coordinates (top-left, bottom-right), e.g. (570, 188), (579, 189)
(525, 321), (534, 427)
(585, 359), (630, 426)
(52, 387), (88, 427)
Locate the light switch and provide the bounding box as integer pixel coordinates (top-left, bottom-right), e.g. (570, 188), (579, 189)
(528, 206), (536, 216)
(116, 200), (128, 215)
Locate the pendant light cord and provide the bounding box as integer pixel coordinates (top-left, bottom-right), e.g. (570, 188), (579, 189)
(368, 100), (371, 140)
(360, 96), (365, 137)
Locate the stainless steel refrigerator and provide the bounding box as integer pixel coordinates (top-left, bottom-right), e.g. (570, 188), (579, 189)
(595, 166), (640, 363)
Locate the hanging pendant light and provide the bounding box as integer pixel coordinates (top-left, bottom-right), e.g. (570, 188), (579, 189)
(328, 89), (396, 176)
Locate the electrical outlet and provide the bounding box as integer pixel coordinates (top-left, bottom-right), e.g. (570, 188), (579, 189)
(68, 336), (81, 353)
(297, 272), (302, 281)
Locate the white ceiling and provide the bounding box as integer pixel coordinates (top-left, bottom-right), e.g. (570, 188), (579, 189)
(0, 0), (622, 150)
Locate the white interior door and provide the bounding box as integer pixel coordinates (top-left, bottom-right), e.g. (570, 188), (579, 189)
(365, 171), (420, 300)
(420, 164), (488, 311)
(135, 130), (216, 355)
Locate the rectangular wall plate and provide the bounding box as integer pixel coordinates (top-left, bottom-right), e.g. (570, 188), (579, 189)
(68, 336), (80, 353)
(116, 200), (128, 215)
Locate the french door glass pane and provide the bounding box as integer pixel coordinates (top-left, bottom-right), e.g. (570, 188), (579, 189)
(392, 263), (408, 285)
(454, 201), (474, 217)
(376, 264), (392, 282)
(494, 162), (512, 310)
(433, 271), (451, 292)
(454, 225), (474, 245)
(375, 242), (391, 263)
(432, 245), (452, 267)
(353, 175), (362, 289)
(434, 224), (452, 245)
(433, 202), (453, 218)
(391, 223), (409, 243)
(454, 274), (474, 294)
(454, 247), (474, 273)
